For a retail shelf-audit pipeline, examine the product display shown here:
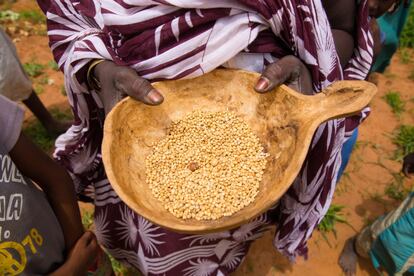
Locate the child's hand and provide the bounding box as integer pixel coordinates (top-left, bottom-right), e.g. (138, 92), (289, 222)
(403, 152), (414, 177)
(254, 55), (312, 95)
(50, 231), (99, 276)
(94, 61), (164, 114)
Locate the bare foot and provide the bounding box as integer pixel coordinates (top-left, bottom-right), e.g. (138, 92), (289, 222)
(50, 231), (98, 276)
(339, 237), (358, 276)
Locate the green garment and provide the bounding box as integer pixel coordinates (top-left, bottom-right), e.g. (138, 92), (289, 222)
(372, 1), (413, 73)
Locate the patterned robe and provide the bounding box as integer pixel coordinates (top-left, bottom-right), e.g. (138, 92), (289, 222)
(37, 0), (373, 274)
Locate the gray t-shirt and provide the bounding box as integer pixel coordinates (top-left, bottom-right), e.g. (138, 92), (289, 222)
(0, 95), (65, 275)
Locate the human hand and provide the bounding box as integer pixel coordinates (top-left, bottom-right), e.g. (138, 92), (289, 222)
(50, 231), (98, 276)
(94, 61), (164, 114)
(254, 55), (312, 95)
(402, 152), (414, 177)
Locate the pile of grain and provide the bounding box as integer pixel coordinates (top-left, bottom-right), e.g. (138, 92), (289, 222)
(146, 111), (269, 220)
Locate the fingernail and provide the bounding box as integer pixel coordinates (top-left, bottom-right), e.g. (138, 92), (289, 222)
(147, 89), (163, 103)
(255, 77), (270, 91)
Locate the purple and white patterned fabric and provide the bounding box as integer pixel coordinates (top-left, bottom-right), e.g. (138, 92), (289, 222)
(37, 0), (373, 274)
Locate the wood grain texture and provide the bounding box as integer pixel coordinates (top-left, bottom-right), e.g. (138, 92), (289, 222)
(102, 69), (376, 234)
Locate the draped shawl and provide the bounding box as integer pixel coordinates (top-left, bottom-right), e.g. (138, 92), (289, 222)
(37, 0), (372, 272)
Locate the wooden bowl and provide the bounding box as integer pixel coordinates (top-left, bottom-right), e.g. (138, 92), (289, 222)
(102, 69), (376, 234)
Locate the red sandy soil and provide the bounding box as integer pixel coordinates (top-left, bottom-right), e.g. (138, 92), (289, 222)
(234, 52), (414, 276)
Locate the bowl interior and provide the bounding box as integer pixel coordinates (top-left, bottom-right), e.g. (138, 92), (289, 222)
(103, 70), (314, 233)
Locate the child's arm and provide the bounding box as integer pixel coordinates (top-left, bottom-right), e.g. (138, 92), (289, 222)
(9, 133), (83, 251)
(321, 0), (356, 68)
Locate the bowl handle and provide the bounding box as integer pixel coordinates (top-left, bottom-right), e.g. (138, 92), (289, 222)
(289, 80), (377, 124)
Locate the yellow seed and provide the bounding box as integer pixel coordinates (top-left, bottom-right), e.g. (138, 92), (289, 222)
(146, 111), (269, 220)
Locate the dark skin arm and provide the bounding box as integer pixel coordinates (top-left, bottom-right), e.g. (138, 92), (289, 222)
(332, 30), (355, 68)
(322, 0), (356, 33)
(10, 133), (98, 275)
(9, 133), (83, 251)
(322, 0), (400, 69)
(322, 0), (356, 68)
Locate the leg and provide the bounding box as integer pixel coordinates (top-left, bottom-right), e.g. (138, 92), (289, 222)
(0, 29), (70, 136)
(23, 91), (71, 136)
(339, 225), (374, 276)
(340, 194), (414, 275)
(339, 219), (376, 275)
(338, 237), (359, 276)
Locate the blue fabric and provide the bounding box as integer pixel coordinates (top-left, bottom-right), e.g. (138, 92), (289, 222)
(380, 29), (386, 44)
(372, 1), (413, 73)
(369, 193), (414, 275)
(337, 129), (358, 181)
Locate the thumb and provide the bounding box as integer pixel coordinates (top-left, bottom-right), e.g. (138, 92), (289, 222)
(255, 56), (301, 93)
(114, 69), (164, 105)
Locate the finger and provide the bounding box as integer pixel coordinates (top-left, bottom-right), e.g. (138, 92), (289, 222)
(255, 56), (300, 93)
(114, 70), (164, 105)
(87, 237), (98, 250)
(81, 231), (95, 245)
(85, 238), (99, 265)
(131, 77), (164, 105)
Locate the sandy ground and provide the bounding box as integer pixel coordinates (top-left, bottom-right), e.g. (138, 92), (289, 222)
(3, 1), (414, 275)
(234, 54), (414, 276)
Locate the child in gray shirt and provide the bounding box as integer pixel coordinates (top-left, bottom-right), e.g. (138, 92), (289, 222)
(0, 28), (68, 136)
(0, 94), (98, 275)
